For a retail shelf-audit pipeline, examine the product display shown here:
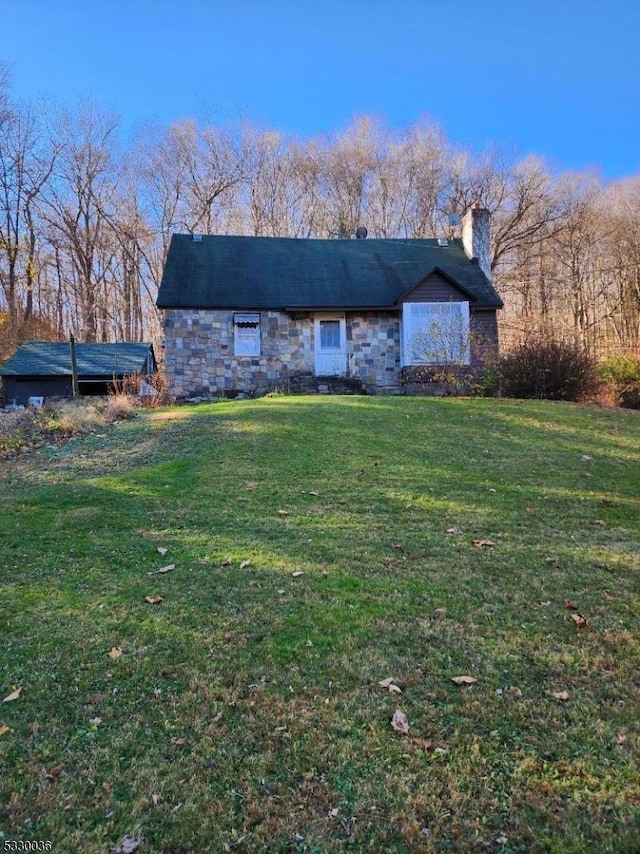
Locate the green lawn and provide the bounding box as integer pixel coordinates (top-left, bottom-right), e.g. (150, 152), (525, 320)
(0, 396), (638, 853)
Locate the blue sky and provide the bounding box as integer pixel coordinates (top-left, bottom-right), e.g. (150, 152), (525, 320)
(2, 0), (638, 180)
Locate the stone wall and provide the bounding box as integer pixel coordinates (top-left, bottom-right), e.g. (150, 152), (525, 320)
(347, 313), (401, 392)
(162, 307), (498, 398)
(163, 309), (404, 397)
(163, 309), (314, 398)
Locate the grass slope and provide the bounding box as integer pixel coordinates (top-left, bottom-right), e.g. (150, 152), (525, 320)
(0, 396), (638, 853)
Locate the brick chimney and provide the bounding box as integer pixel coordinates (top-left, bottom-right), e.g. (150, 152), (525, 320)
(462, 203), (491, 281)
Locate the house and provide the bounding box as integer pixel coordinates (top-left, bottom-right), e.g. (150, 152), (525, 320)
(0, 341), (157, 405)
(157, 206), (502, 398)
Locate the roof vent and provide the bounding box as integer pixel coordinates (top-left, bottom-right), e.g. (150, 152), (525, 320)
(355, 226), (368, 239)
(192, 233), (203, 242)
(437, 237), (448, 247)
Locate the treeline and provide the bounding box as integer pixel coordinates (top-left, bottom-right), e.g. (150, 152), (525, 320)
(1, 70), (639, 360)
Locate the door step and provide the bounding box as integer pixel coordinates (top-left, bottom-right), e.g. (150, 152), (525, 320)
(290, 373), (367, 395)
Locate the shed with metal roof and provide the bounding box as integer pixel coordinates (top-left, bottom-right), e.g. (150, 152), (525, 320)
(0, 342), (157, 405)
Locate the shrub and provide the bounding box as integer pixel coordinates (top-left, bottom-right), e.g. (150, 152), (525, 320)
(0, 409), (41, 453)
(105, 393), (133, 422)
(498, 339), (598, 401)
(44, 399), (106, 434)
(598, 354), (640, 408)
(109, 371), (172, 408)
(400, 365), (497, 397)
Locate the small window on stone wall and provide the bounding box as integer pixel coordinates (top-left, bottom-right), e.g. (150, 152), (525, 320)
(234, 313), (260, 356)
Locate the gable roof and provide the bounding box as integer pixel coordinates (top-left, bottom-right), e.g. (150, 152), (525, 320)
(157, 234), (503, 311)
(0, 342), (156, 377)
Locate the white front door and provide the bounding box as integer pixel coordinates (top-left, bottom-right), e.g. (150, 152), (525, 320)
(314, 315), (347, 376)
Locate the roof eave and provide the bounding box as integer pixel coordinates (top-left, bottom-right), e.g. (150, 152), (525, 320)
(285, 305), (400, 313)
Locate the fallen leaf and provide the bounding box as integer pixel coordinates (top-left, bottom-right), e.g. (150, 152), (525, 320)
(144, 595), (163, 605)
(157, 547), (168, 556)
(495, 833), (508, 845)
(89, 717), (102, 726)
(0, 725), (10, 737)
(46, 765), (63, 780)
(277, 509), (289, 516)
(117, 838), (141, 854)
(595, 519), (606, 526)
(171, 737), (188, 746)
(564, 600), (578, 610)
(239, 560), (251, 569)
(329, 807), (340, 818)
(473, 539), (495, 548)
(223, 631), (236, 643)
(571, 613), (588, 628)
(151, 793), (163, 806)
(451, 675), (477, 686)
(378, 677), (402, 693)
(2, 687), (21, 703)
(552, 691), (570, 701)
(506, 686), (523, 698)
(433, 747), (448, 755)
(212, 711), (223, 724)
(433, 607), (447, 618)
(292, 571), (304, 578)
(109, 646), (122, 659)
(391, 709), (409, 735)
(157, 564), (175, 574)
(246, 481), (258, 490)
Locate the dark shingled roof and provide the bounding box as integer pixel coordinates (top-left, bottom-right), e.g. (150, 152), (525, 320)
(0, 342), (156, 377)
(157, 234), (503, 310)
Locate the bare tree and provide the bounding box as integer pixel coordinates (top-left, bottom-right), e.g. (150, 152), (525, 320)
(0, 93), (58, 342)
(245, 129), (322, 237)
(40, 100), (121, 341)
(317, 116), (378, 238)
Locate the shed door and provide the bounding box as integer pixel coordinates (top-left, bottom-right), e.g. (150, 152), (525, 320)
(314, 315), (346, 376)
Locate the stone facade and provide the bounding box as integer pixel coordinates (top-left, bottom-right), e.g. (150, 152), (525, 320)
(347, 312), (401, 392)
(164, 309), (309, 398)
(163, 307), (497, 398)
(164, 309), (403, 397)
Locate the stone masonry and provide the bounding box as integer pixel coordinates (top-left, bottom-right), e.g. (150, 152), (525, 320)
(163, 308), (494, 398)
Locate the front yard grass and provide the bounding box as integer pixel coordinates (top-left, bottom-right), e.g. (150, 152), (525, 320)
(0, 396), (638, 852)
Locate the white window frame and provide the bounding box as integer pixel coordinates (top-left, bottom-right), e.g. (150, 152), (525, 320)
(233, 312), (261, 357)
(401, 301), (470, 366)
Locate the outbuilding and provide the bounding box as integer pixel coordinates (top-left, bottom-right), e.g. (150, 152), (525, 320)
(0, 341), (157, 405)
